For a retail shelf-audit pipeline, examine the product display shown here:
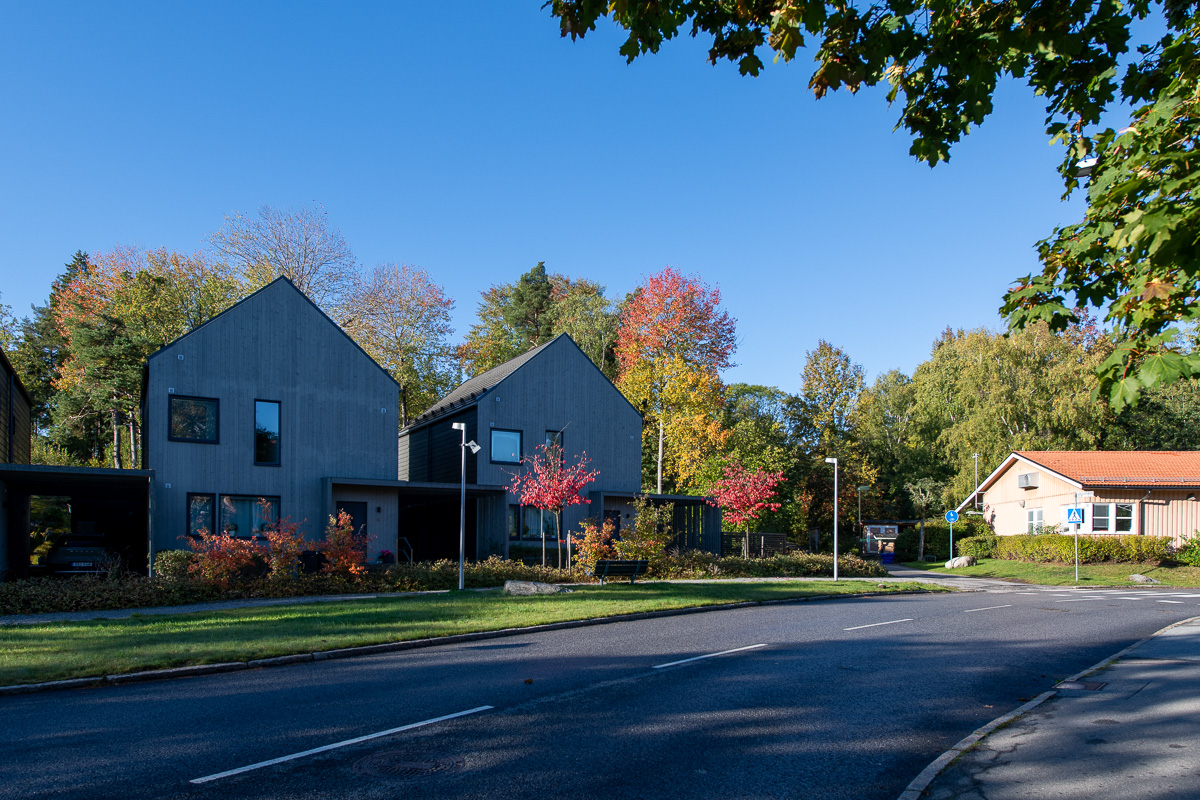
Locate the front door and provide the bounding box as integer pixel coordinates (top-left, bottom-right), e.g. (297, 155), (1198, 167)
(336, 501), (368, 539)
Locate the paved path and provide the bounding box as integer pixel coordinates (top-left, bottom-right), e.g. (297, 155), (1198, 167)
(915, 615), (1200, 800)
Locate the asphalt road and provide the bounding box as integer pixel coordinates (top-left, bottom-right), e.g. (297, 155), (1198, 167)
(4, 585), (1199, 800)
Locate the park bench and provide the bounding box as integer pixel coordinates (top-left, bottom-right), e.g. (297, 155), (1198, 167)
(592, 559), (649, 585)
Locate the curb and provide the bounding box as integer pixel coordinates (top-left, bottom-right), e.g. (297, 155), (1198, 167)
(895, 614), (1200, 800)
(0, 588), (928, 697)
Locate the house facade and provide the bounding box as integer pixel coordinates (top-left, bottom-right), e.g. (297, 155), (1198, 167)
(957, 451), (1200, 546)
(143, 277), (402, 562)
(1, 349), (33, 576)
(398, 334), (648, 558)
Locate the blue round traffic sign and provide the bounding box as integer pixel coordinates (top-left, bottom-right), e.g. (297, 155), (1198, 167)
(945, 510), (959, 523)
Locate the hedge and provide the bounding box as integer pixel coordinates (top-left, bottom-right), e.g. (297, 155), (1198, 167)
(994, 533), (1173, 565)
(956, 533), (1000, 559)
(894, 517), (993, 562)
(0, 552), (887, 615)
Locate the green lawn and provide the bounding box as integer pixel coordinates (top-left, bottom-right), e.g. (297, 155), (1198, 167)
(904, 558), (1200, 587)
(0, 580), (940, 686)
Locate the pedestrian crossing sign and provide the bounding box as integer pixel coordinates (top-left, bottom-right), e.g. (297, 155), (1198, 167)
(1066, 507), (1085, 525)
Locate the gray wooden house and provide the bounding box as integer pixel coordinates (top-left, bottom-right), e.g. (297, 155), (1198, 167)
(400, 334), (663, 559)
(0, 349), (33, 576)
(143, 277), (402, 563)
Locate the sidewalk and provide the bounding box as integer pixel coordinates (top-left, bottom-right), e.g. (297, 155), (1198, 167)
(908, 616), (1200, 800)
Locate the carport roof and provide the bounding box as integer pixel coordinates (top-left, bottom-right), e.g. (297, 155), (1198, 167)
(0, 464), (153, 492)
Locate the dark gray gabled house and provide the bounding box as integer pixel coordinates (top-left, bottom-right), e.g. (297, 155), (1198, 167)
(143, 277), (402, 563)
(399, 334), (665, 559)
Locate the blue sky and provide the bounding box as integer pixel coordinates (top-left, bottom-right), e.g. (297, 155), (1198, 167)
(1, 2), (1095, 390)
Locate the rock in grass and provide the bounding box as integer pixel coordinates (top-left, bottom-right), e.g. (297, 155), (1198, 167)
(945, 556), (977, 569)
(1128, 574), (1161, 584)
(504, 580), (572, 596)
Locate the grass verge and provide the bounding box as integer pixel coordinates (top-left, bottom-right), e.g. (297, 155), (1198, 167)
(902, 558), (1200, 587)
(0, 580), (940, 685)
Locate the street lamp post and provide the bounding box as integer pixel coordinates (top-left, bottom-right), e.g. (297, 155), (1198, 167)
(451, 423), (481, 591)
(825, 457), (839, 581)
(973, 453), (980, 509)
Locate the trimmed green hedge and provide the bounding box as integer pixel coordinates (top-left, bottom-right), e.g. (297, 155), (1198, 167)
(0, 551), (887, 615)
(895, 517), (993, 561)
(994, 534), (1173, 565)
(957, 534), (1000, 559)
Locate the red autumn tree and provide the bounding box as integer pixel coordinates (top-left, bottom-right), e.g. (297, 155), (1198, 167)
(707, 460), (786, 558)
(509, 443), (599, 569)
(615, 267), (737, 493)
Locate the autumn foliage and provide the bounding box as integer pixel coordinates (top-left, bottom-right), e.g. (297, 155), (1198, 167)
(708, 461), (786, 558)
(509, 443), (599, 568)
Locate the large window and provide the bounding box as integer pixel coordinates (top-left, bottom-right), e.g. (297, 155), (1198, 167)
(1091, 503), (1134, 533)
(490, 429), (522, 464)
(511, 506), (559, 542)
(255, 400), (281, 465)
(187, 493), (216, 538)
(169, 396), (219, 443)
(219, 495), (280, 538)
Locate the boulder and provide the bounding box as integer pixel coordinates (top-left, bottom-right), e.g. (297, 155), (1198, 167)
(503, 580), (572, 596)
(1128, 574), (1161, 584)
(945, 556), (977, 569)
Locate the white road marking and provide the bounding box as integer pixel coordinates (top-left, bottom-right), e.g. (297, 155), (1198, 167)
(1157, 600), (1184, 604)
(963, 605), (1013, 613)
(652, 643), (767, 669)
(1120, 598), (1144, 601)
(1015, 592), (1041, 595)
(1054, 599), (1092, 602)
(843, 619), (914, 631)
(189, 706), (494, 784)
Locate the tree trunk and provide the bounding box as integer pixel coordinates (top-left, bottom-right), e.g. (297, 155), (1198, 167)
(918, 519), (926, 561)
(561, 509), (570, 571)
(656, 417), (664, 494)
(128, 414), (136, 467)
(111, 407), (121, 468)
(540, 508), (546, 567)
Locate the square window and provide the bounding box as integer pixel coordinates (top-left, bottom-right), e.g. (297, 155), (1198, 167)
(1092, 504), (1111, 532)
(490, 429), (522, 464)
(1026, 508), (1043, 533)
(255, 400), (280, 465)
(187, 493), (215, 538)
(219, 495), (280, 538)
(169, 396), (219, 443)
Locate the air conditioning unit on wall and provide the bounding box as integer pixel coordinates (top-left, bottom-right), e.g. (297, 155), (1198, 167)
(1018, 472), (1039, 489)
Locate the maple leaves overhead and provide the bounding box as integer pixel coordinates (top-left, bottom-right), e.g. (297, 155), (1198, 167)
(509, 443), (599, 569)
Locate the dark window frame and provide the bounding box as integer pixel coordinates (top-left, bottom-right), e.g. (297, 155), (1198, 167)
(254, 399), (282, 467)
(186, 492), (216, 540)
(545, 429), (564, 462)
(168, 395), (220, 444)
(218, 494), (281, 540)
(490, 428), (523, 465)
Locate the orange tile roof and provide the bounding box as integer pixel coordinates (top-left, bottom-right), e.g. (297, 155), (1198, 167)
(1015, 451), (1200, 487)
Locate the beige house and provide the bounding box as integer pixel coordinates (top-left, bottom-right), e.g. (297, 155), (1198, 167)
(957, 451), (1200, 547)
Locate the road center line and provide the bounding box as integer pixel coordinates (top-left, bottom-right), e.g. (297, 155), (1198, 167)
(1157, 600), (1184, 604)
(652, 643), (767, 669)
(843, 619), (914, 631)
(190, 706), (494, 784)
(1054, 599), (1091, 602)
(963, 605), (1013, 613)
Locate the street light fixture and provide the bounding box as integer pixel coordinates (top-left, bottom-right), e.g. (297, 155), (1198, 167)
(825, 457), (839, 581)
(451, 423), (481, 591)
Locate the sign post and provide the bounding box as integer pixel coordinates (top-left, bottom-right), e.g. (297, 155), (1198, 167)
(1066, 505), (1086, 583)
(945, 509), (959, 561)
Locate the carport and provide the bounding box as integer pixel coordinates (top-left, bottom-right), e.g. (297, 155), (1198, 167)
(0, 464), (153, 579)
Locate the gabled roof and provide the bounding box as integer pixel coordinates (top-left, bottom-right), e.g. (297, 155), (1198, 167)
(403, 333), (638, 432)
(145, 276), (398, 387)
(406, 336), (559, 428)
(956, 450), (1200, 511)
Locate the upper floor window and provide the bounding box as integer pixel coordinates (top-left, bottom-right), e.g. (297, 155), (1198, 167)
(491, 429), (522, 464)
(169, 396), (219, 443)
(255, 400), (281, 465)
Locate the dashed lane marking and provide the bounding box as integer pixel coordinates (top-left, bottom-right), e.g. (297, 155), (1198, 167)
(964, 605), (1013, 613)
(844, 619), (914, 631)
(652, 644), (768, 669)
